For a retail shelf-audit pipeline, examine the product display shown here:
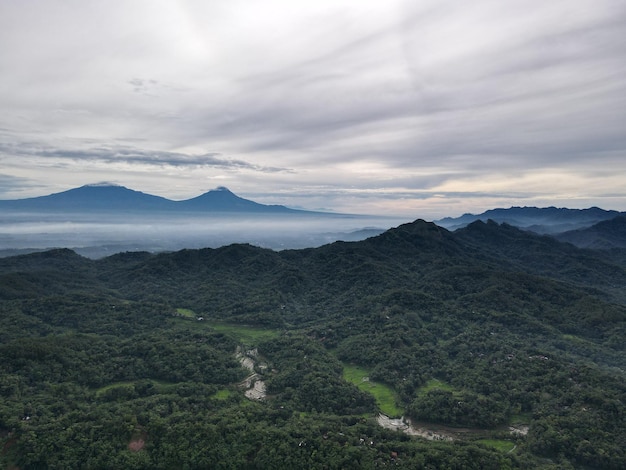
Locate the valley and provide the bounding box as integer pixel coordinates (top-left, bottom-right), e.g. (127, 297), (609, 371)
(0, 218), (624, 468)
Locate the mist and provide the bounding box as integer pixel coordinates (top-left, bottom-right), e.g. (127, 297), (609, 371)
(0, 211), (410, 258)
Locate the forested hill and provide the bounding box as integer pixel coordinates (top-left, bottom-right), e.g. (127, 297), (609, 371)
(1, 220), (625, 468)
(556, 215), (626, 249)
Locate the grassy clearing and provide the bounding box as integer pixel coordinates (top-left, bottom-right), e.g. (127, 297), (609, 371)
(342, 365), (403, 417)
(562, 333), (596, 346)
(510, 412), (532, 424)
(476, 439), (516, 453)
(176, 308), (196, 318)
(175, 311), (279, 344)
(416, 378), (458, 396)
(211, 389), (234, 400)
(95, 381), (136, 397)
(94, 380), (176, 397)
(206, 321), (279, 344)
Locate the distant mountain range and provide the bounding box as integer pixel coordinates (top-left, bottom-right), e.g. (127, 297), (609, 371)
(0, 184), (310, 214)
(555, 215), (626, 249)
(436, 206), (624, 235)
(2, 184), (626, 253)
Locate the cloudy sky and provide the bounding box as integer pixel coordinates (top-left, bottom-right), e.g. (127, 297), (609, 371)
(0, 0), (624, 218)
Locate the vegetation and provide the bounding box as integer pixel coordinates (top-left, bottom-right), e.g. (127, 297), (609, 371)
(0, 220), (624, 468)
(175, 307), (196, 318)
(342, 365), (403, 417)
(206, 321), (280, 344)
(476, 439), (516, 453)
(416, 379), (457, 396)
(211, 389), (234, 400)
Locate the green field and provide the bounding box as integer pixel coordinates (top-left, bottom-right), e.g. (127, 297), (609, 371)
(176, 307), (196, 318)
(95, 380), (177, 398)
(342, 365), (403, 417)
(562, 333), (596, 346)
(476, 439), (516, 453)
(174, 310), (280, 344)
(417, 378), (458, 396)
(211, 389), (234, 400)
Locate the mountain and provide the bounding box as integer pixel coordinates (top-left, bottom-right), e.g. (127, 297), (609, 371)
(0, 184), (401, 258)
(0, 219), (625, 468)
(178, 186), (301, 213)
(436, 206), (623, 234)
(555, 215), (626, 249)
(0, 184), (309, 214)
(0, 183), (175, 211)
(453, 220), (626, 303)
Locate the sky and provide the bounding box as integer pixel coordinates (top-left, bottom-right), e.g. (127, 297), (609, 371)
(0, 0), (624, 219)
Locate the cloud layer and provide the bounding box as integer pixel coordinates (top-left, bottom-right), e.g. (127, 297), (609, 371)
(0, 0), (624, 217)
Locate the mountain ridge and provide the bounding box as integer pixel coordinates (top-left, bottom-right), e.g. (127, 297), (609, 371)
(556, 215), (626, 249)
(0, 184), (312, 214)
(436, 206), (624, 234)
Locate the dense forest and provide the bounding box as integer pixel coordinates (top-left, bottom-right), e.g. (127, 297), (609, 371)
(0, 219), (624, 469)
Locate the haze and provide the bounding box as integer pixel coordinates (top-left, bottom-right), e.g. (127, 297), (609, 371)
(0, 211), (405, 258)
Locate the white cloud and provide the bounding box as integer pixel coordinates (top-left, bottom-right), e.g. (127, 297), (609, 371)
(0, 0), (624, 217)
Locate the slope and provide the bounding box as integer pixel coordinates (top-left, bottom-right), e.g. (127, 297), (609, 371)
(452, 220), (626, 303)
(0, 184), (176, 211)
(178, 186), (303, 213)
(556, 215), (626, 249)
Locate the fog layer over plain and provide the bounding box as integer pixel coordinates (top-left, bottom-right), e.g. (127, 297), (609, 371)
(0, 211), (404, 257)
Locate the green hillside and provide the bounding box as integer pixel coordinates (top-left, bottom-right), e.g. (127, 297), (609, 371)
(0, 220), (624, 468)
